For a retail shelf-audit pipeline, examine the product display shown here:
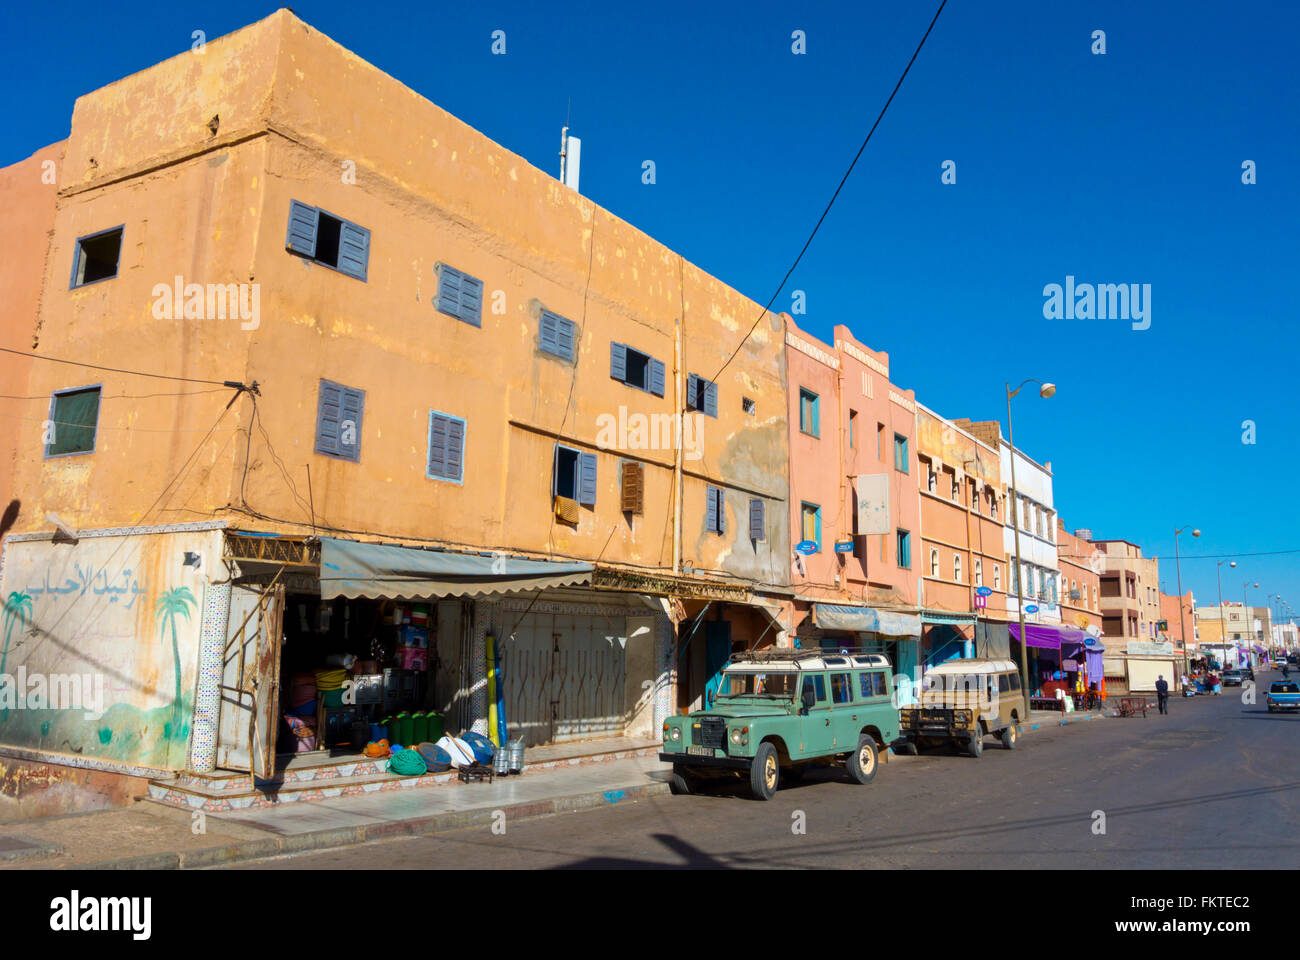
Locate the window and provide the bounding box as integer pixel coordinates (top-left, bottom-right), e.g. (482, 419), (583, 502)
(706, 485), (726, 535)
(1011, 564), (1020, 596)
(800, 502), (821, 550)
(1021, 496), (1030, 529)
(286, 200), (371, 281)
(620, 462), (644, 514)
(315, 379), (365, 462)
(799, 389), (820, 437)
(45, 386), (101, 457)
(953, 554), (962, 583)
(70, 227), (123, 287)
(426, 411), (465, 482)
(930, 548), (940, 577)
(990, 492), (998, 520)
(877, 423), (885, 460)
(848, 409), (857, 448)
(610, 342), (665, 396)
(998, 674), (1010, 694)
(539, 310), (577, 362)
(554, 445), (597, 506)
(970, 481), (980, 514)
(893, 434), (908, 473)
(926, 464), (937, 492)
(742, 397), (756, 415)
(993, 565), (1002, 590)
(687, 374), (719, 417)
(975, 558), (983, 586)
(748, 498), (766, 541)
(896, 529), (912, 569)
(951, 474), (960, 500)
(435, 263), (483, 326)
(801, 674), (827, 704)
(830, 673), (853, 704)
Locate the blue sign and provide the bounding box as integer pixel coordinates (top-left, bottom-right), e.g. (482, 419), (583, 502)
(975, 586), (993, 597)
(833, 541), (854, 554)
(1025, 604), (1039, 614)
(795, 540), (818, 555)
(1084, 637), (1098, 647)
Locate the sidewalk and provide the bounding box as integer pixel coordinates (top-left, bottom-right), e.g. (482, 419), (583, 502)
(0, 714), (1112, 870)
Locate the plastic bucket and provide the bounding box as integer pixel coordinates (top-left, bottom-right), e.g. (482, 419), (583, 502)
(460, 730), (495, 764)
(384, 716), (401, 744)
(425, 712), (444, 743)
(411, 712), (429, 745)
(369, 722), (385, 742)
(395, 712), (413, 746)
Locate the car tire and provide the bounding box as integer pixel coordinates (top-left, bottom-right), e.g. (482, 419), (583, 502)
(966, 729), (983, 758)
(846, 735), (879, 784)
(1000, 722), (1020, 750)
(749, 742), (779, 801)
(669, 766), (696, 795)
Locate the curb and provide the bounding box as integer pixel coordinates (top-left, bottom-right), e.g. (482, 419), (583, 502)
(78, 778), (672, 870)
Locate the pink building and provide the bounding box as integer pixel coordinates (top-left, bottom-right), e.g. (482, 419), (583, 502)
(784, 320), (921, 674)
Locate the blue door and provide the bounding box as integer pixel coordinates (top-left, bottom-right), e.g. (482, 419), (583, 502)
(705, 622), (732, 707)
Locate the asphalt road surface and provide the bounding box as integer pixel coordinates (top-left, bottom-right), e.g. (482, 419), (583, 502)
(223, 671), (1299, 869)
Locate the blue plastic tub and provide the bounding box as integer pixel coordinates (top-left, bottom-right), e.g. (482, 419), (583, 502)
(460, 731), (495, 764)
(416, 742), (452, 772)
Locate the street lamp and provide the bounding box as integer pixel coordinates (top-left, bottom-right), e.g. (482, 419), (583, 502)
(1006, 378), (1055, 717)
(1242, 581), (1258, 667)
(1173, 526), (1199, 679)
(1215, 560), (1235, 667)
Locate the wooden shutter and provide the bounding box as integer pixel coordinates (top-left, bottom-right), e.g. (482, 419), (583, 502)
(541, 311), (574, 361)
(445, 417), (464, 479)
(556, 316), (575, 361)
(610, 342), (627, 382)
(714, 487), (726, 534)
(458, 274), (483, 326)
(286, 200), (319, 257)
(686, 374), (700, 411)
(649, 358), (666, 397)
(704, 380), (718, 418)
(428, 413), (464, 480)
(337, 219), (371, 281)
(437, 265), (463, 317)
(339, 385), (364, 461)
(578, 452), (597, 506)
(706, 485), (717, 532)
(620, 462), (644, 514)
(748, 498), (765, 541)
(314, 380), (343, 457)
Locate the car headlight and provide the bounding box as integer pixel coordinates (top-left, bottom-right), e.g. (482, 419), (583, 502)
(671, 727), (681, 741)
(730, 728), (741, 744)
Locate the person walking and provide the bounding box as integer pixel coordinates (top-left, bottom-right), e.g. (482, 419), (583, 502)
(1155, 675), (1170, 715)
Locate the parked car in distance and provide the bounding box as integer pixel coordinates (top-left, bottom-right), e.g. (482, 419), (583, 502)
(1222, 669), (1244, 687)
(896, 658), (1023, 758)
(1267, 681), (1300, 712)
(660, 651), (900, 801)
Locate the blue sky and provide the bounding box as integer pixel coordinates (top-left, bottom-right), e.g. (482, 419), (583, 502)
(3, 0), (1297, 622)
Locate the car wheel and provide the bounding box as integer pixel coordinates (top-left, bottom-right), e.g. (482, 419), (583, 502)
(966, 729), (983, 758)
(669, 766), (696, 795)
(846, 735), (879, 784)
(1000, 722), (1020, 750)
(749, 742), (779, 801)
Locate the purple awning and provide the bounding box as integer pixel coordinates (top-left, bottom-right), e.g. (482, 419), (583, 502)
(1009, 622), (1091, 649)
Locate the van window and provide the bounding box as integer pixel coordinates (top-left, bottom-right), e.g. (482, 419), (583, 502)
(801, 674), (827, 704)
(859, 672), (887, 699)
(998, 674), (1011, 693)
(831, 674), (853, 704)
(1007, 672), (1021, 692)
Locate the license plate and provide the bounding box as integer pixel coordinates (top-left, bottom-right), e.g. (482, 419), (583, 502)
(686, 746), (714, 757)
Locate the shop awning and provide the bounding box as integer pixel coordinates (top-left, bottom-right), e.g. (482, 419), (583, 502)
(813, 604), (921, 637)
(1008, 621), (1091, 650)
(319, 537), (593, 600)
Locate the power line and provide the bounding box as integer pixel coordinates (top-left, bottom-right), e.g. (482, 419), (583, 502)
(0, 345), (247, 388)
(707, 0), (948, 389)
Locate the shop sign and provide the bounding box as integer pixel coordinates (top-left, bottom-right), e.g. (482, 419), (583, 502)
(833, 540), (855, 553)
(974, 586), (993, 597)
(1025, 604), (1039, 614)
(974, 593), (987, 610)
(795, 540), (818, 555)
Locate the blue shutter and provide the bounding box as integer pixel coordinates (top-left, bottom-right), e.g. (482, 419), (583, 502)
(749, 499), (764, 541)
(686, 374), (700, 411)
(556, 317), (575, 361)
(704, 379), (718, 418)
(610, 342), (627, 383)
(286, 200), (319, 257)
(314, 380), (343, 456)
(339, 386), (364, 461)
(337, 219), (371, 281)
(458, 274), (483, 327)
(437, 265), (462, 317)
(578, 452), (597, 506)
(715, 487), (726, 535)
(428, 413), (447, 478)
(539, 311), (559, 356)
(706, 485), (718, 533)
(649, 358), (666, 397)
(445, 417), (465, 480)
(552, 445), (561, 497)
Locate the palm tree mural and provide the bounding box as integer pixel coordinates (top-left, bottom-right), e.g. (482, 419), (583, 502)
(1, 591), (33, 678)
(154, 587), (196, 740)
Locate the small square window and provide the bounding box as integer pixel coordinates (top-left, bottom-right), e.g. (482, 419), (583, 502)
(46, 385), (102, 457)
(742, 397), (756, 415)
(799, 389), (820, 437)
(70, 227), (123, 287)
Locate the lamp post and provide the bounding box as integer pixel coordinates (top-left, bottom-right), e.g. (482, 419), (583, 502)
(1006, 378), (1055, 718)
(1216, 560), (1235, 668)
(1173, 526), (1199, 680)
(1243, 581), (1258, 667)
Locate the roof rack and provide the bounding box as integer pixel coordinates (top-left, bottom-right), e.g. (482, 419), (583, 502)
(726, 649), (891, 666)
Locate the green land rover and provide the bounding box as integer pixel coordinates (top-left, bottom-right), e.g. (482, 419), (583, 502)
(659, 651), (900, 801)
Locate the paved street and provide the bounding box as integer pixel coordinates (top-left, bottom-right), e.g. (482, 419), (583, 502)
(222, 673), (1299, 869)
